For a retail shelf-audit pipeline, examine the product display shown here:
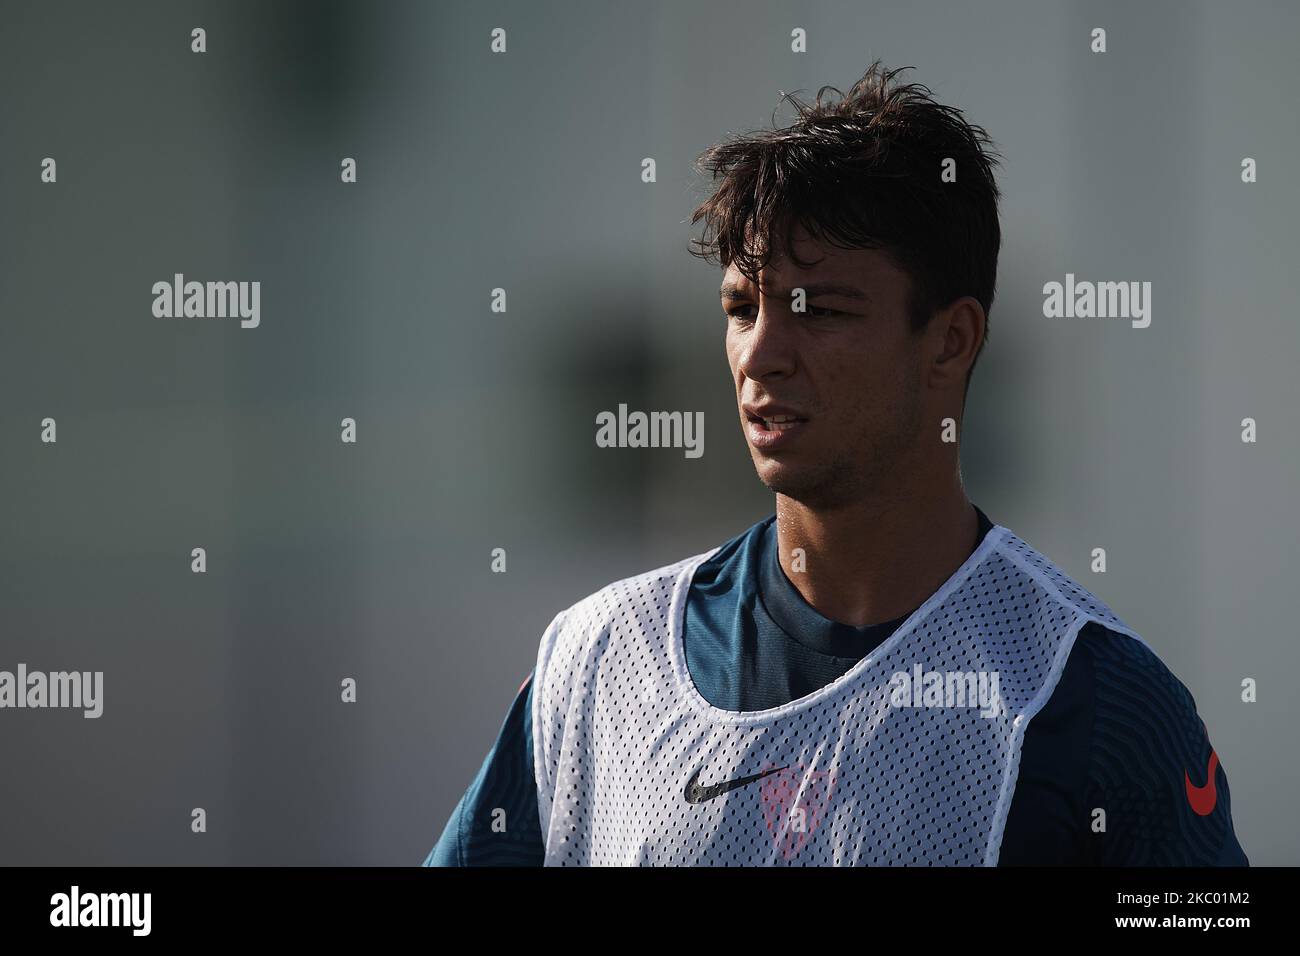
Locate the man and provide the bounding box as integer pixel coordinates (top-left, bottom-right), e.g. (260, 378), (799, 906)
(425, 62), (1247, 866)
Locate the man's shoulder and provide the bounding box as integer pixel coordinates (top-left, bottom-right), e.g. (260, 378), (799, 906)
(990, 524), (1151, 649)
(1075, 621), (1210, 757)
(1057, 621), (1196, 728)
(557, 549), (715, 627)
(534, 518), (771, 678)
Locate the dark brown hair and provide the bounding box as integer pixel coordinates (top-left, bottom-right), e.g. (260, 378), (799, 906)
(689, 61), (1003, 390)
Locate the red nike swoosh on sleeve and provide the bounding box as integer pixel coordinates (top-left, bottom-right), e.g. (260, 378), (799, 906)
(1184, 749), (1219, 816)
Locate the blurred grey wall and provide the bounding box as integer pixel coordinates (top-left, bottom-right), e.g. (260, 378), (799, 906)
(1, 0), (1295, 864)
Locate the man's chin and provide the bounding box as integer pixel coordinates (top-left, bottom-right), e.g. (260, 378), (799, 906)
(755, 463), (841, 509)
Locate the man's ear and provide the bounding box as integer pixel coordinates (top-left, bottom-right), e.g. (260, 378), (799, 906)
(929, 296), (985, 392)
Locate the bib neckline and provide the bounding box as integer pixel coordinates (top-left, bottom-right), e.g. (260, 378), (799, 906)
(668, 524), (1012, 725)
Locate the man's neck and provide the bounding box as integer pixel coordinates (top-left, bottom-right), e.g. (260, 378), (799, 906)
(774, 479), (979, 628)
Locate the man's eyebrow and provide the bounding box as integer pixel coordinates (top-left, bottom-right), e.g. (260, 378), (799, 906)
(719, 281), (871, 302)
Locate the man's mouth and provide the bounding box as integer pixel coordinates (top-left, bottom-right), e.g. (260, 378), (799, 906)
(743, 405), (810, 449)
(752, 413), (803, 431)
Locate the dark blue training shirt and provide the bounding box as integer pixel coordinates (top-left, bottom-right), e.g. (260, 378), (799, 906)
(425, 506), (1248, 866)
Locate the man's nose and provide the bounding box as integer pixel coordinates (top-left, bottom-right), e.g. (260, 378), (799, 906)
(736, 304), (798, 381)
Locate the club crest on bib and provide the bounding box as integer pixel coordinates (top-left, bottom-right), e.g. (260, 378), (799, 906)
(761, 764), (836, 861)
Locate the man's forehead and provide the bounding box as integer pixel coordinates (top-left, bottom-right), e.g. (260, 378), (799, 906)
(719, 249), (888, 301)
(722, 243), (894, 291)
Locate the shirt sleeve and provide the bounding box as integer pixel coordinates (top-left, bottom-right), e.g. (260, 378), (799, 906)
(422, 671), (545, 866)
(1086, 629), (1249, 866)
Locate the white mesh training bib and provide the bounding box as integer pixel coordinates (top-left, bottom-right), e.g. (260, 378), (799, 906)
(531, 524), (1149, 866)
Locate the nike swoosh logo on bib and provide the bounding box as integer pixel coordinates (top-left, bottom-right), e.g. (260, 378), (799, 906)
(684, 765), (788, 804)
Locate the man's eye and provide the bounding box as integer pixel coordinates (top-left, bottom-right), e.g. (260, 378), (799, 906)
(724, 306), (844, 321)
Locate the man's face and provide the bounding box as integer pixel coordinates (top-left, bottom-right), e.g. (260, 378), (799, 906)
(722, 231), (929, 508)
